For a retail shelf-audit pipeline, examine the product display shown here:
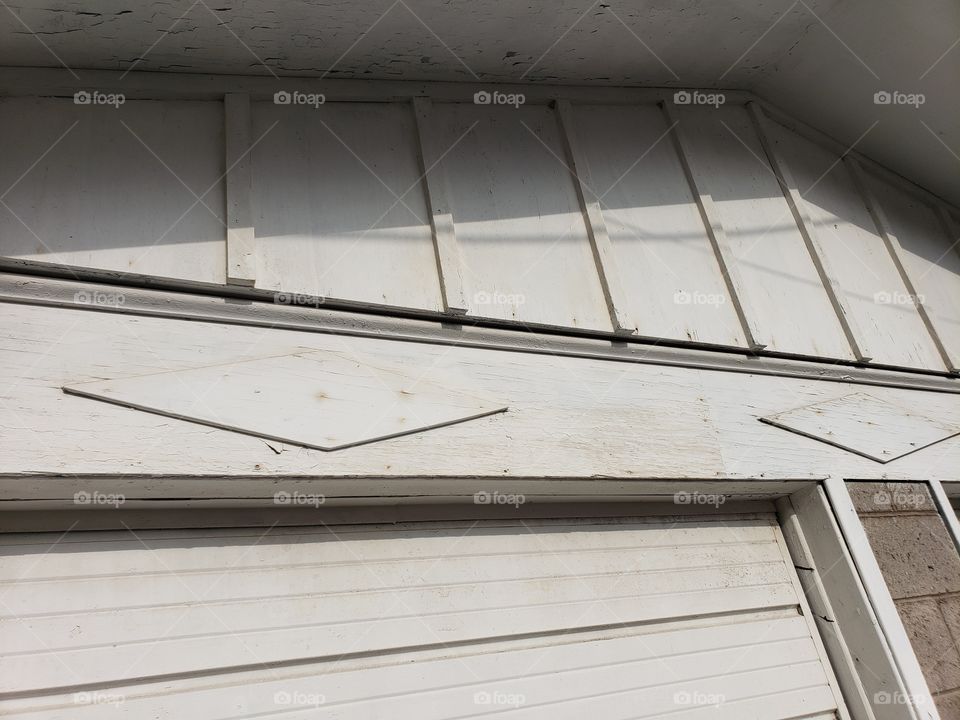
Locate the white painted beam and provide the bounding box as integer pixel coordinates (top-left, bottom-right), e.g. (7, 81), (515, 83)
(747, 102), (874, 364)
(554, 100), (637, 335)
(824, 477), (939, 720)
(776, 492), (876, 720)
(411, 97), (469, 315)
(661, 103), (767, 351)
(224, 93), (256, 286)
(845, 157), (957, 373)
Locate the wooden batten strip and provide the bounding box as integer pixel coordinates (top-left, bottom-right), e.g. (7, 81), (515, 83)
(746, 102), (873, 363)
(411, 97), (469, 315)
(554, 100), (637, 334)
(224, 93), (257, 286)
(661, 102), (767, 351)
(845, 157), (957, 373)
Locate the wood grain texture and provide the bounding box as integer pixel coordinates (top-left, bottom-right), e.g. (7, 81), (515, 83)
(760, 392), (960, 463)
(428, 103), (613, 331)
(566, 103), (745, 346)
(63, 350), (507, 451)
(764, 118), (944, 370)
(224, 93), (256, 286)
(0, 97), (226, 284)
(250, 101), (443, 311)
(662, 104), (767, 350)
(2, 301), (959, 482)
(412, 97), (469, 314)
(857, 168), (960, 373)
(677, 103), (854, 358)
(554, 100), (637, 334)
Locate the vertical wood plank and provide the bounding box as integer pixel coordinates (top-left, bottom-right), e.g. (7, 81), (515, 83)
(411, 97), (469, 315)
(224, 93), (256, 286)
(554, 100), (637, 335)
(661, 103), (767, 350)
(845, 157), (956, 372)
(747, 102), (873, 363)
(824, 477), (939, 720)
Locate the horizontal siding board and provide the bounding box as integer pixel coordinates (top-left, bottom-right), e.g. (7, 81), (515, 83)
(250, 101), (443, 311)
(5, 539), (784, 614)
(430, 104), (613, 330)
(569, 104), (745, 346)
(3, 617), (832, 719)
(674, 105), (853, 358)
(3, 300), (960, 481)
(0, 515), (842, 720)
(0, 97), (226, 284)
(766, 119), (945, 369)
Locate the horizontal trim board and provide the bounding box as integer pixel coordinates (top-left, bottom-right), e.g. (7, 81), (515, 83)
(0, 474), (813, 502)
(0, 497), (787, 532)
(3, 271), (959, 393)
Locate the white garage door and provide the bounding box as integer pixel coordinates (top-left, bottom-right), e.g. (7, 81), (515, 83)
(0, 509), (848, 719)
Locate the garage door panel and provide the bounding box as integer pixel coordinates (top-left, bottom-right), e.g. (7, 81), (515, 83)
(3, 615), (830, 719)
(0, 517), (780, 577)
(0, 513), (847, 719)
(3, 569), (797, 693)
(1, 538), (787, 616)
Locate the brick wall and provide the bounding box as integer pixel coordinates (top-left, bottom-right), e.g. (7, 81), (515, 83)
(849, 482), (960, 719)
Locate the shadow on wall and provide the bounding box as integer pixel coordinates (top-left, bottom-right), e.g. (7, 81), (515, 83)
(1, 97), (957, 360)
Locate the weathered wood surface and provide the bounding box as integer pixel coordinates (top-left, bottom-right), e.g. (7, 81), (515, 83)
(765, 119), (945, 370)
(0, 97), (226, 284)
(1, 301), (958, 484)
(568, 103), (743, 346)
(2, 91), (958, 375)
(251, 101), (443, 311)
(690, 103), (856, 359)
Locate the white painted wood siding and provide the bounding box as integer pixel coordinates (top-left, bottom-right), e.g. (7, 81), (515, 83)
(250, 101), (444, 310)
(765, 119), (946, 370)
(1, 299), (959, 485)
(0, 513), (847, 719)
(567, 104), (745, 345)
(428, 103), (613, 330)
(673, 105), (854, 359)
(2, 89), (958, 372)
(0, 98), (226, 284)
